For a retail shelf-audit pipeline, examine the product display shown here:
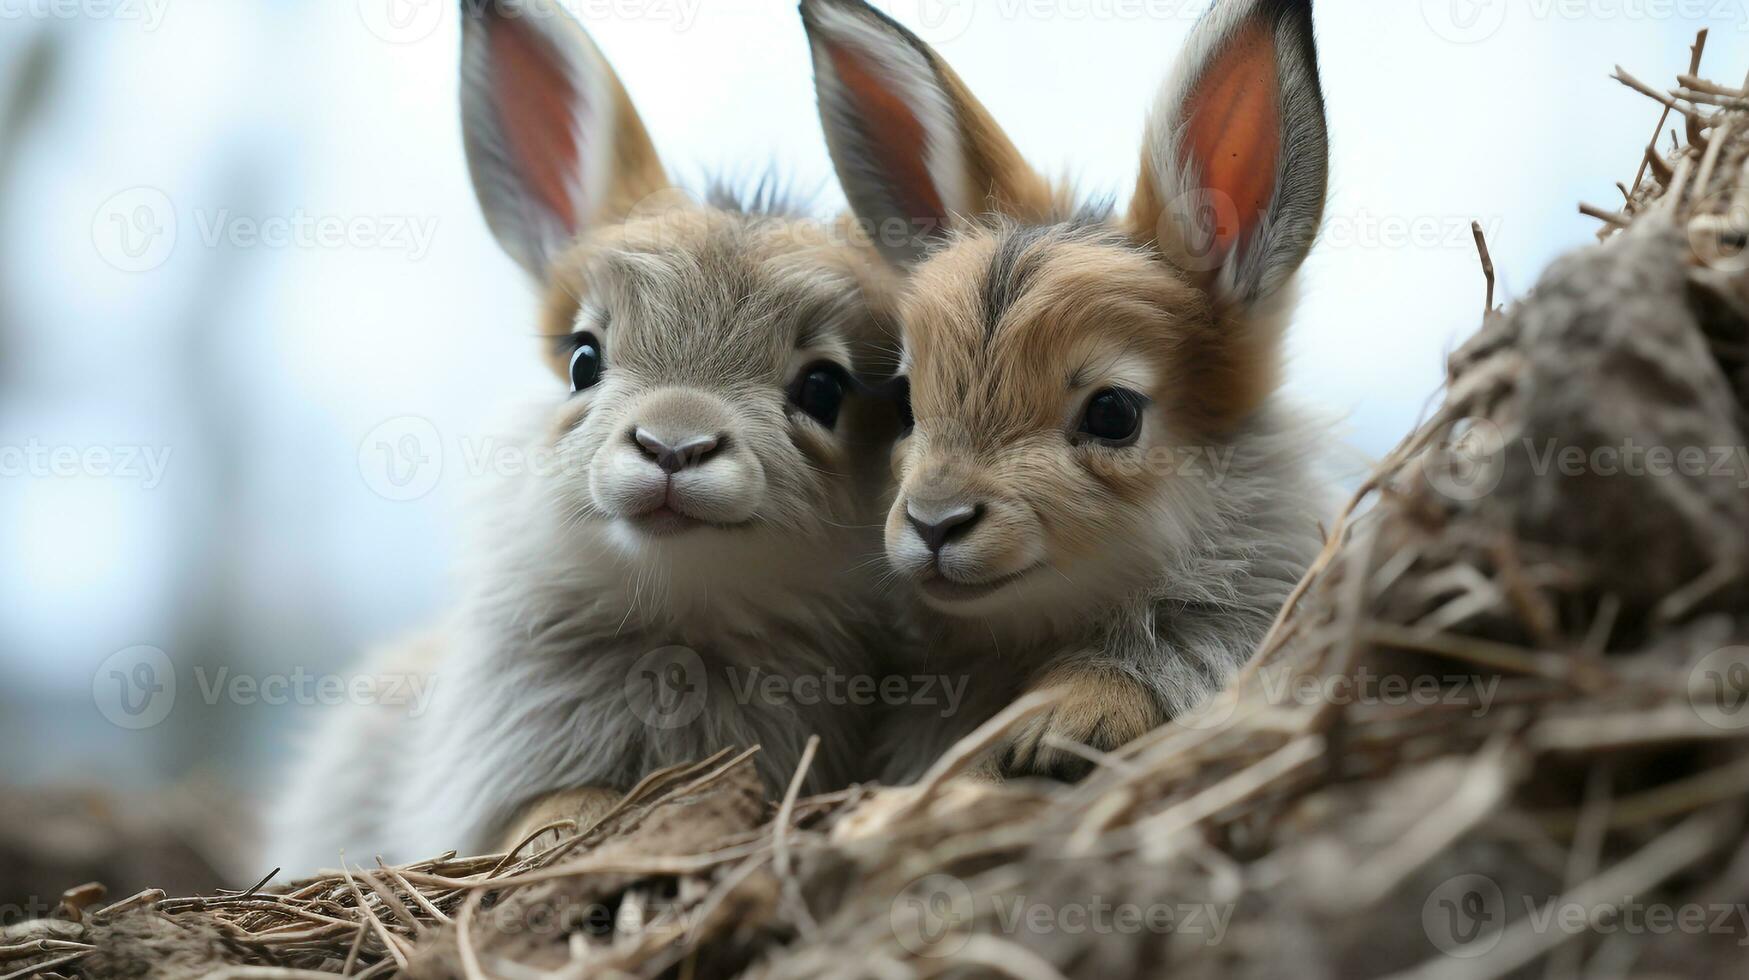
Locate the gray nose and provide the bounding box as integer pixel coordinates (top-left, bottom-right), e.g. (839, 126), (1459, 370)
(633, 428), (724, 474)
(906, 503), (983, 553)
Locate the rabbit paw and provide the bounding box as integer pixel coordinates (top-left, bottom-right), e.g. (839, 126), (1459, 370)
(993, 668), (1161, 782)
(498, 786), (622, 857)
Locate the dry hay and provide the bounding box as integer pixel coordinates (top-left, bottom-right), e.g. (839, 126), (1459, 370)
(10, 32), (1749, 980)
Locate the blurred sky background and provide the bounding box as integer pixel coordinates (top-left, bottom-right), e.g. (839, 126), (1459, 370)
(0, 0), (1738, 799)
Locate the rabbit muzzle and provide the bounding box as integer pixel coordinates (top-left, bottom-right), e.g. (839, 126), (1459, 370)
(885, 456), (1049, 610)
(588, 387), (767, 533)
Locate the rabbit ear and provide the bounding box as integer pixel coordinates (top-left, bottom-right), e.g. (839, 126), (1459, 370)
(1126, 0), (1327, 309)
(460, 0), (668, 281)
(801, 0), (1052, 265)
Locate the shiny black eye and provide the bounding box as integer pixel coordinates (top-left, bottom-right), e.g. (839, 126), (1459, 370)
(893, 375), (915, 433)
(1078, 388), (1147, 445)
(568, 333), (603, 392)
(791, 363), (849, 429)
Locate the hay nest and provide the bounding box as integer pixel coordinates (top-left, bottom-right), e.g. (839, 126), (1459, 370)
(12, 33), (1749, 980)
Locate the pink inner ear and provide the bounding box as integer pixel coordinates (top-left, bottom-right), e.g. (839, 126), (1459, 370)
(1181, 19), (1281, 253)
(489, 16), (584, 233)
(824, 40), (949, 226)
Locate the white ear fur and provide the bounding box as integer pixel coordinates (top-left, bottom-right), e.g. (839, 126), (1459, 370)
(459, 0), (663, 281)
(802, 0), (975, 265)
(1133, 0), (1327, 307)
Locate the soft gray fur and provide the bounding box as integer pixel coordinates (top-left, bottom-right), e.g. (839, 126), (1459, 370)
(270, 211), (898, 871)
(268, 0), (897, 871)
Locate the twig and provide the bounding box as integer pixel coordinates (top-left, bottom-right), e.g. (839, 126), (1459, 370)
(1678, 72), (1740, 98)
(773, 734), (819, 879)
(0, 953), (89, 980)
(1579, 203), (1631, 228)
(1471, 221), (1496, 314)
(1135, 736), (1324, 846)
(1613, 65), (1679, 110)
(1631, 109), (1675, 195)
(1686, 30), (1710, 145)
(1693, 119), (1731, 202)
(454, 890), (488, 980)
(339, 865), (409, 971)
(906, 690), (1063, 812)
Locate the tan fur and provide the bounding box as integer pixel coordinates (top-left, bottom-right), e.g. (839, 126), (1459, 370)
(932, 65), (1065, 223)
(983, 663), (1163, 779)
(497, 785), (621, 854)
(804, 0), (1333, 784)
(599, 77), (669, 224)
(902, 236), (1226, 443)
(888, 231), (1246, 603)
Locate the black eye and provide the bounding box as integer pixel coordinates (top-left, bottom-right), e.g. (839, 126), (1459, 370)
(1078, 388), (1146, 445)
(791, 363), (849, 429)
(893, 375), (915, 433)
(568, 333), (603, 392)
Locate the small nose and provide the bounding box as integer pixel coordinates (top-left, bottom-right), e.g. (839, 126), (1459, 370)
(632, 428), (724, 474)
(906, 503), (984, 554)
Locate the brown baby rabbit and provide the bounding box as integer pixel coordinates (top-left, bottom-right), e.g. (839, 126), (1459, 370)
(801, 0), (1334, 780)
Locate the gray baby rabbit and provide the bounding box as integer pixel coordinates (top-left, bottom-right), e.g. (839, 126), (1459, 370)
(271, 0), (900, 869)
